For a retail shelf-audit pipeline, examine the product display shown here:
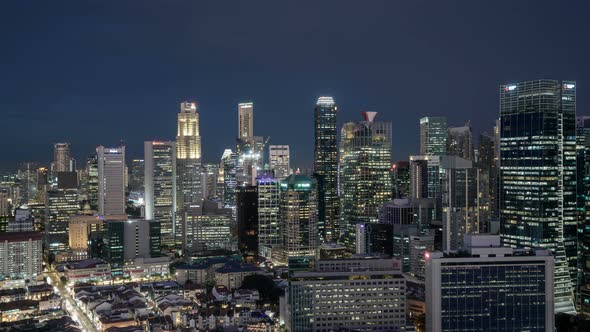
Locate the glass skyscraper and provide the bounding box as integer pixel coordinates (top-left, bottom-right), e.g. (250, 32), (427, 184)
(499, 79), (577, 314)
(420, 116), (448, 156)
(176, 102), (202, 210)
(339, 112), (393, 249)
(257, 173), (281, 259)
(313, 96), (339, 242)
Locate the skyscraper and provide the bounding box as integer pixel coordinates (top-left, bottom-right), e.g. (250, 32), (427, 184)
(237, 185), (258, 263)
(144, 141), (177, 247)
(269, 145), (290, 179)
(176, 102), (202, 209)
(313, 96), (339, 242)
(46, 188), (79, 253)
(576, 116), (590, 315)
(392, 161), (410, 199)
(257, 173), (281, 259)
(420, 117), (448, 156)
(84, 155), (99, 210)
(53, 142), (72, 172)
(238, 102), (254, 140)
(426, 235), (555, 331)
(97, 146), (126, 217)
(278, 173), (319, 263)
(499, 79), (576, 313)
(447, 122), (473, 160)
(201, 163), (219, 200)
(129, 159), (145, 194)
(339, 112), (392, 249)
(221, 149), (238, 210)
(180, 201), (232, 255)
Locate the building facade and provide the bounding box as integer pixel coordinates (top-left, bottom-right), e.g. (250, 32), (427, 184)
(176, 102), (202, 210)
(257, 173), (281, 259)
(269, 145), (290, 180)
(97, 146), (126, 216)
(499, 79), (577, 313)
(0, 232), (43, 280)
(419, 117), (447, 156)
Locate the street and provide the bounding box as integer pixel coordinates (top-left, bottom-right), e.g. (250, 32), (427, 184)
(46, 271), (98, 332)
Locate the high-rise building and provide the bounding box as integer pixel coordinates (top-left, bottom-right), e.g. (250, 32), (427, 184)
(221, 149), (238, 210)
(69, 215), (103, 253)
(103, 219), (160, 272)
(499, 80), (576, 313)
(201, 163), (219, 200)
(0, 231), (43, 280)
(129, 159), (145, 194)
(286, 257), (406, 332)
(440, 156), (489, 251)
(238, 102), (254, 140)
(447, 122), (473, 160)
(278, 174), (319, 263)
(257, 173), (281, 259)
(269, 145), (290, 179)
(426, 235), (555, 331)
(180, 201), (232, 255)
(313, 96), (339, 242)
(144, 141), (177, 247)
(420, 117), (448, 156)
(0, 190), (9, 217)
(576, 116), (590, 315)
(17, 162), (38, 205)
(35, 167), (48, 204)
(379, 198), (435, 230)
(392, 161), (410, 199)
(477, 131), (499, 219)
(84, 155), (99, 210)
(97, 146), (126, 216)
(340, 112), (392, 248)
(53, 142), (72, 173)
(45, 189), (79, 253)
(237, 185), (258, 262)
(176, 102), (202, 209)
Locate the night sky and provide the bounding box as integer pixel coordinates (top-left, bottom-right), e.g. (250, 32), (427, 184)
(1, 1), (589, 171)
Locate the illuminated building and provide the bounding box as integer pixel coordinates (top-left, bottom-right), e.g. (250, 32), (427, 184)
(0, 190), (9, 217)
(257, 173), (281, 259)
(45, 188), (79, 253)
(83, 155), (99, 210)
(68, 215), (103, 252)
(477, 131), (499, 219)
(286, 257), (406, 332)
(278, 173), (319, 263)
(201, 163), (219, 200)
(313, 96), (339, 242)
(180, 201), (232, 255)
(426, 235), (554, 331)
(237, 185), (258, 262)
(339, 111), (392, 249)
(499, 79), (576, 313)
(97, 146), (126, 216)
(221, 149), (238, 209)
(269, 145), (290, 179)
(129, 159), (144, 194)
(447, 122), (473, 160)
(576, 116), (590, 315)
(103, 219), (161, 272)
(420, 117), (447, 156)
(35, 167), (48, 204)
(17, 162), (38, 204)
(238, 102), (254, 140)
(176, 101), (202, 209)
(53, 142), (72, 172)
(0, 231), (43, 280)
(392, 161), (410, 198)
(144, 140), (176, 247)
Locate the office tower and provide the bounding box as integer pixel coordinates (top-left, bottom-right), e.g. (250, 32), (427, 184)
(426, 235), (554, 331)
(286, 257), (406, 332)
(69, 215), (103, 253)
(238, 102), (254, 140)
(448, 122), (473, 160)
(180, 201), (232, 255)
(392, 161), (410, 198)
(477, 131), (498, 219)
(576, 116), (590, 315)
(201, 163), (219, 200)
(237, 136), (266, 187)
(221, 149), (238, 209)
(313, 96), (339, 242)
(57, 171), (78, 189)
(278, 174), (319, 263)
(440, 156), (489, 251)
(269, 145), (290, 179)
(103, 219), (160, 272)
(356, 222), (393, 256)
(237, 185), (258, 262)
(257, 173), (281, 259)
(129, 159), (145, 194)
(340, 112), (392, 248)
(35, 167), (48, 204)
(419, 117), (447, 156)
(144, 141), (177, 247)
(84, 155), (99, 210)
(379, 198), (435, 229)
(8, 208), (34, 232)
(53, 142), (72, 172)
(0, 190), (9, 217)
(176, 102), (202, 209)
(45, 189), (79, 253)
(500, 80), (576, 313)
(410, 155), (444, 221)
(17, 162), (38, 204)
(97, 146), (126, 216)
(0, 231), (42, 280)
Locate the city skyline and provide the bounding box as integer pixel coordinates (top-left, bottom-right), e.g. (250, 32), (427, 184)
(2, 1), (590, 171)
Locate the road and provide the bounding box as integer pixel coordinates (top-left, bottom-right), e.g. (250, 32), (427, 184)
(46, 271), (98, 332)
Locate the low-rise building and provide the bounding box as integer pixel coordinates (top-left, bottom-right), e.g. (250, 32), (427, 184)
(64, 258), (111, 284)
